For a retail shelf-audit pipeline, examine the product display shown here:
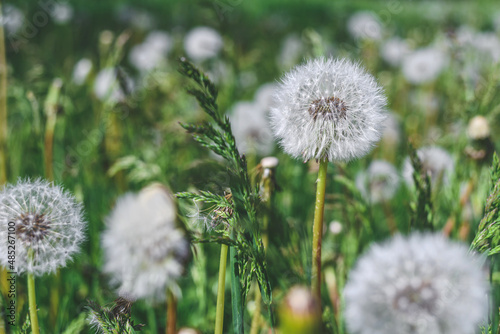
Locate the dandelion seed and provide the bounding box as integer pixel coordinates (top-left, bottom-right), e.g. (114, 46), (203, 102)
(402, 48), (448, 84)
(270, 57), (387, 162)
(355, 160), (400, 203)
(344, 233), (489, 334)
(402, 146), (454, 188)
(184, 27), (223, 62)
(0, 179), (86, 276)
(102, 184), (190, 300)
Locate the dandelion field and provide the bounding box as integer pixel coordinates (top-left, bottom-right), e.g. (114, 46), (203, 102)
(1, 0), (500, 333)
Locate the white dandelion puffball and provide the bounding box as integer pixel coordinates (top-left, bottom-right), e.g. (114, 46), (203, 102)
(93, 68), (132, 103)
(102, 184), (190, 300)
(184, 26), (223, 62)
(1, 5), (24, 35)
(381, 112), (401, 146)
(347, 11), (384, 41)
(277, 34), (304, 69)
(402, 146), (454, 188)
(230, 101), (274, 156)
(344, 233), (489, 334)
(50, 2), (74, 25)
(72, 58), (93, 85)
(381, 38), (411, 67)
(0, 179), (86, 276)
(402, 48), (448, 84)
(270, 57), (387, 162)
(355, 160), (400, 203)
(129, 31), (172, 72)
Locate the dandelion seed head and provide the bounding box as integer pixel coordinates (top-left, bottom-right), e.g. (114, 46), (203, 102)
(72, 58), (93, 85)
(1, 5), (24, 35)
(230, 101), (274, 156)
(355, 160), (400, 203)
(0, 179), (86, 276)
(347, 12), (384, 41)
(129, 31), (171, 72)
(344, 233), (489, 334)
(184, 27), (223, 62)
(403, 146), (454, 188)
(102, 184), (190, 301)
(402, 48), (448, 84)
(270, 57), (387, 162)
(51, 2), (74, 25)
(381, 38), (411, 67)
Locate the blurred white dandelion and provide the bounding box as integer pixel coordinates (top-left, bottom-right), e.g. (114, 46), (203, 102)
(102, 184), (190, 300)
(50, 2), (74, 25)
(355, 160), (400, 203)
(72, 58), (93, 85)
(230, 101), (274, 156)
(471, 32), (500, 63)
(381, 112), (401, 147)
(381, 38), (411, 67)
(277, 34), (304, 69)
(344, 233), (488, 334)
(402, 48), (448, 84)
(93, 68), (134, 103)
(184, 26), (223, 62)
(402, 146), (454, 188)
(270, 57), (387, 162)
(1, 4), (24, 35)
(129, 31), (172, 72)
(254, 83), (277, 110)
(347, 11), (383, 41)
(0, 179), (86, 276)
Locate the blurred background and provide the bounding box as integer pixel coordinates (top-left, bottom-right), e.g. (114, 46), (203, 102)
(2, 0), (500, 333)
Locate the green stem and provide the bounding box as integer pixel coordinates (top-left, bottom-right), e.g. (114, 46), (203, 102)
(27, 273), (40, 334)
(0, 0), (8, 186)
(230, 245), (244, 334)
(214, 244), (228, 334)
(311, 160), (328, 302)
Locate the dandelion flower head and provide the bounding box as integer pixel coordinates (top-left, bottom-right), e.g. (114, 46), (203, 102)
(102, 184), (190, 300)
(344, 233), (488, 334)
(0, 179), (86, 276)
(271, 57), (387, 162)
(355, 160), (400, 203)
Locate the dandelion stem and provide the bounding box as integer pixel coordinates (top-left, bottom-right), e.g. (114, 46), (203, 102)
(311, 160), (328, 302)
(214, 244), (228, 334)
(0, 0), (7, 186)
(27, 273), (40, 334)
(166, 290), (177, 334)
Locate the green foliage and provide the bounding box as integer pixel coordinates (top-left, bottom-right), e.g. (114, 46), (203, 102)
(472, 153), (500, 255)
(408, 144), (434, 232)
(87, 298), (144, 334)
(176, 58), (272, 318)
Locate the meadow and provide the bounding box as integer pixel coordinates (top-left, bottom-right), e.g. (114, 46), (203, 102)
(1, 0), (500, 333)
